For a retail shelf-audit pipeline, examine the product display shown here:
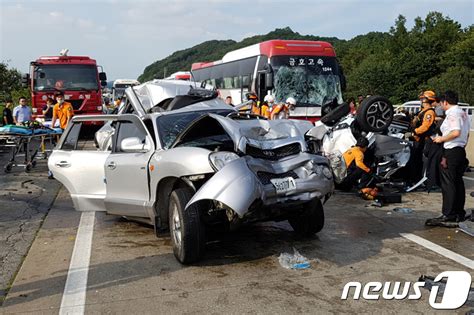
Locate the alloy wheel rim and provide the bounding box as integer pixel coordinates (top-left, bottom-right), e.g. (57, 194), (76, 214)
(366, 101), (392, 129)
(171, 202), (182, 249)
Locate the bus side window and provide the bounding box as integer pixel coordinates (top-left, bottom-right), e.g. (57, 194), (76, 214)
(242, 75), (250, 89)
(233, 76), (241, 88)
(215, 78), (224, 89)
(224, 77), (233, 89)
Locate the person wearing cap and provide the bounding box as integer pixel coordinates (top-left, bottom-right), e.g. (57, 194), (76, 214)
(242, 93), (259, 115)
(426, 90), (471, 226)
(406, 90), (438, 183)
(270, 97), (296, 120)
(338, 137), (372, 190)
(411, 91), (438, 142)
(51, 92), (74, 130)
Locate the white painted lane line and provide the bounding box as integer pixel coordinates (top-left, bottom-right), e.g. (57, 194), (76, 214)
(463, 176), (474, 181)
(401, 233), (474, 270)
(59, 211), (95, 315)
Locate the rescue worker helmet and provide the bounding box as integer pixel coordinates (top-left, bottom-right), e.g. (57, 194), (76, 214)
(264, 94), (275, 103)
(286, 97), (296, 105)
(246, 93), (258, 101)
(419, 90), (437, 102)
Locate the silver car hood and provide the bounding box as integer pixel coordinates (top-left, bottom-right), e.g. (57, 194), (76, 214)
(208, 114), (314, 152)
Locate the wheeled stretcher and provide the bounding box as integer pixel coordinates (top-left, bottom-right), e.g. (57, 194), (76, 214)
(0, 125), (62, 173)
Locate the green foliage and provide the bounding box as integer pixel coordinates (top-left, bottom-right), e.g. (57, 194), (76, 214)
(139, 13), (473, 105)
(0, 61), (24, 102)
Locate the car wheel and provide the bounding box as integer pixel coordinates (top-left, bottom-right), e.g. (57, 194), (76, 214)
(321, 102), (351, 126)
(169, 187), (205, 264)
(289, 199), (324, 236)
(356, 96), (393, 132)
(25, 163), (33, 172)
(4, 162), (13, 173)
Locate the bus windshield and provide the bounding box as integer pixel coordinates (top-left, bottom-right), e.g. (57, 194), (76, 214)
(33, 65), (98, 91)
(271, 56), (343, 107)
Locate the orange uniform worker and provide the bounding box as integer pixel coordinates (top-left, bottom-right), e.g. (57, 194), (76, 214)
(412, 91), (437, 142)
(261, 94), (275, 119)
(338, 137), (372, 190)
(51, 91), (74, 130)
(270, 97), (296, 120)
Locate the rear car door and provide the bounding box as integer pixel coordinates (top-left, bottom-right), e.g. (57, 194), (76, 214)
(48, 115), (119, 211)
(104, 115), (155, 218)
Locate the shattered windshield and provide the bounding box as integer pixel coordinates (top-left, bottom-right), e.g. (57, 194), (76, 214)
(271, 56), (343, 107)
(157, 109), (232, 149)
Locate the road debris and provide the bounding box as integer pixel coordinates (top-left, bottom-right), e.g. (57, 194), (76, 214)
(279, 248), (311, 270)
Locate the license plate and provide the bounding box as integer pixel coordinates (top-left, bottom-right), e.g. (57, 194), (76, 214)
(270, 177), (297, 194)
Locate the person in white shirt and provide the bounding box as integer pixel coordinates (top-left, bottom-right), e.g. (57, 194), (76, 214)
(426, 90), (471, 226)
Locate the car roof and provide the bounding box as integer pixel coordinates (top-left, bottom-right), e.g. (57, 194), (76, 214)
(132, 79), (198, 110)
(148, 98), (235, 118)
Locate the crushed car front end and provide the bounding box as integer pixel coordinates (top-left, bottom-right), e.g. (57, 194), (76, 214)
(182, 114), (334, 224)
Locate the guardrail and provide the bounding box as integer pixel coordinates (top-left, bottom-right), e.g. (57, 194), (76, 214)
(394, 103), (474, 131)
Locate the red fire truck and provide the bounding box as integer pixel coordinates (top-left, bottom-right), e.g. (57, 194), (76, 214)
(23, 50), (107, 121)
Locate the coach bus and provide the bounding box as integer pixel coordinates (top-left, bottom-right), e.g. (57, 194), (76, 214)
(191, 39), (346, 122)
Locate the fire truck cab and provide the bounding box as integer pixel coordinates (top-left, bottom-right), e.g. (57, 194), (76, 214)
(23, 50), (107, 121)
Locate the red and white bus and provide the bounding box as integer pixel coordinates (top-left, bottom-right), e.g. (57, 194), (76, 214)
(191, 39), (346, 122)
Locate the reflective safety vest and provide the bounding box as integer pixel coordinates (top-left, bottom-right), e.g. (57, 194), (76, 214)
(414, 107), (436, 141)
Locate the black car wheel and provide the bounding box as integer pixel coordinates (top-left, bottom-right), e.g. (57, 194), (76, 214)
(356, 96), (393, 132)
(169, 187), (205, 264)
(4, 162), (13, 173)
(289, 199), (325, 236)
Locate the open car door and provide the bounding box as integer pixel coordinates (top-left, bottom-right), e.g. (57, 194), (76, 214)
(48, 115), (119, 211)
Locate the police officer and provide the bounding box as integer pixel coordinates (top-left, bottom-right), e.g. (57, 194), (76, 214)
(426, 90), (471, 226)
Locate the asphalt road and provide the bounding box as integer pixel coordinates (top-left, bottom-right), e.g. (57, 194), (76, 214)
(0, 140), (61, 305)
(1, 172), (473, 313)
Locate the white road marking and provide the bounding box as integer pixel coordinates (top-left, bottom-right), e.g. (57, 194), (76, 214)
(463, 176), (474, 181)
(401, 233), (474, 270)
(59, 211), (95, 315)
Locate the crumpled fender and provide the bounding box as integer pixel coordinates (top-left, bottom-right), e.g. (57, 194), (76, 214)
(185, 157), (261, 218)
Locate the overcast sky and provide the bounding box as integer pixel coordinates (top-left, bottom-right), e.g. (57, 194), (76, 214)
(1, 0), (472, 80)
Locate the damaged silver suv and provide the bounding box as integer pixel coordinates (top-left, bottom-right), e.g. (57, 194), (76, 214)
(48, 81), (334, 263)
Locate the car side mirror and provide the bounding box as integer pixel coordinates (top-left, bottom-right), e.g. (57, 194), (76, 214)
(99, 72), (107, 81)
(101, 80), (107, 87)
(120, 137), (151, 153)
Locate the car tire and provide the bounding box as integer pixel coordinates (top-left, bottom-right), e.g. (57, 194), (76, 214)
(4, 162), (13, 173)
(289, 199), (324, 236)
(25, 163), (33, 172)
(356, 96), (393, 132)
(321, 102), (351, 126)
(169, 187), (205, 264)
